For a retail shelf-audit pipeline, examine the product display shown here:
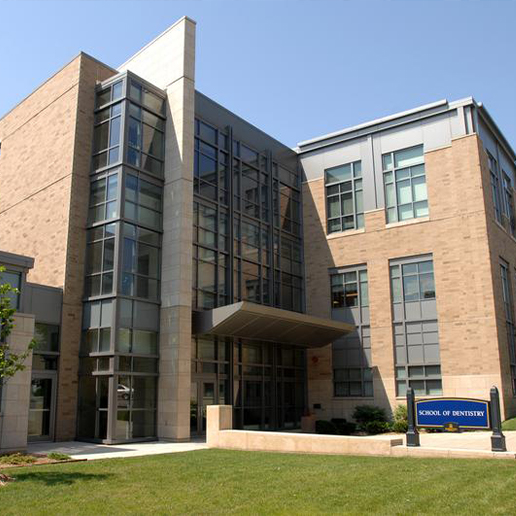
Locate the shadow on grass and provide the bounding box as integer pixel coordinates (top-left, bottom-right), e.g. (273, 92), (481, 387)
(12, 471), (112, 486)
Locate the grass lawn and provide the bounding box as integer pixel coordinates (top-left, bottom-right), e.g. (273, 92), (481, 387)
(502, 417), (516, 431)
(1, 449), (516, 515)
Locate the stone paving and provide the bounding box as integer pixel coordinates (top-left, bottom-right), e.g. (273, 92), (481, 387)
(28, 440), (207, 461)
(390, 430), (516, 459)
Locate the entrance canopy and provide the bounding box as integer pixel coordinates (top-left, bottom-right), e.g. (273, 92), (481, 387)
(193, 301), (354, 348)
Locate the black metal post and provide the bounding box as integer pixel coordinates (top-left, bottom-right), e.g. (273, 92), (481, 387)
(490, 386), (506, 452)
(406, 387), (420, 447)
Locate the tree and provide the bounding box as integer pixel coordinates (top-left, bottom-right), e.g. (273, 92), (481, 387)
(0, 266), (36, 484)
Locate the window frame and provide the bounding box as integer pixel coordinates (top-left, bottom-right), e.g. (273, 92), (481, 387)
(331, 265), (372, 398)
(382, 144), (428, 224)
(325, 161), (364, 234)
(390, 256), (442, 397)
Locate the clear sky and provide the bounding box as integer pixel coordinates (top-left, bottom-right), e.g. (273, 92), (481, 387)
(1, 0), (515, 149)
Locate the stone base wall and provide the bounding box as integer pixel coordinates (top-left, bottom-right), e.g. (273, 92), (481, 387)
(0, 313), (35, 452)
(206, 405), (402, 457)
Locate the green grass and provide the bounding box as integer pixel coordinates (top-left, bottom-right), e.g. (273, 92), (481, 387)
(0, 453), (36, 465)
(46, 452), (72, 462)
(502, 417), (516, 431)
(1, 449), (516, 515)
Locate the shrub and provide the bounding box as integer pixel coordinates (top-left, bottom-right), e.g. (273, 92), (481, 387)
(352, 405), (387, 428)
(315, 420), (338, 435)
(47, 452), (72, 461)
(331, 418), (357, 435)
(362, 421), (392, 435)
(0, 453), (36, 465)
(392, 404), (408, 433)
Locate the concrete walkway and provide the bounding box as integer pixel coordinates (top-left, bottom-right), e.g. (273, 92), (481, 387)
(28, 440), (208, 461)
(26, 432), (516, 461)
(413, 430), (516, 450)
(390, 430), (516, 459)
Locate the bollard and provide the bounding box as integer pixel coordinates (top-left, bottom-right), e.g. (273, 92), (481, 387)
(406, 387), (420, 447)
(490, 386), (506, 452)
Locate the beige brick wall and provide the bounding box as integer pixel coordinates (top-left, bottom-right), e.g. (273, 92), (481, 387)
(303, 134), (507, 421)
(478, 139), (516, 418)
(0, 53), (115, 440)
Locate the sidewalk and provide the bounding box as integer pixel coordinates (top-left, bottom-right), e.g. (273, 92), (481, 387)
(391, 430), (516, 459)
(28, 440), (208, 461)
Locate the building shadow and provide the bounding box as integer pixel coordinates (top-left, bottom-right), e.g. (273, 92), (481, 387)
(12, 471), (112, 487)
(302, 176), (394, 421)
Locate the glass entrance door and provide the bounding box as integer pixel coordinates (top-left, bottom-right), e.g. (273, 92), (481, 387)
(28, 373), (56, 441)
(190, 380), (217, 435)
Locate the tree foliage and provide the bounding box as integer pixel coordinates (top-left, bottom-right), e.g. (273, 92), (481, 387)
(0, 266), (36, 385)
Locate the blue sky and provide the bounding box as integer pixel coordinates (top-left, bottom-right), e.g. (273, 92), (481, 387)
(1, 0), (515, 148)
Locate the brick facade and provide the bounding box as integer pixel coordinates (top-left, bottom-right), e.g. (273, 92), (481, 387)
(0, 53), (116, 440)
(303, 134), (515, 420)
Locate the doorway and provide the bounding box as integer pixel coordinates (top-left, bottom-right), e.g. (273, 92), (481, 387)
(28, 372), (57, 441)
(190, 379), (220, 435)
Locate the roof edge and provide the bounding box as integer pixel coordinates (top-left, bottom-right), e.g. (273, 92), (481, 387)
(117, 16), (197, 70)
(0, 52), (116, 126)
(297, 99), (449, 149)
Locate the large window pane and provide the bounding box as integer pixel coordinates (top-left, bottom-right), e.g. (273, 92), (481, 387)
(109, 116), (121, 147)
(396, 180), (412, 204)
(128, 118), (142, 149)
(143, 124), (164, 158)
(138, 244), (159, 277)
(394, 145), (423, 168)
(326, 164), (351, 184)
(139, 180), (161, 211)
(412, 175), (427, 202)
(403, 275), (419, 301)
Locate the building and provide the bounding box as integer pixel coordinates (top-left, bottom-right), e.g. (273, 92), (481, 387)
(0, 16), (515, 450)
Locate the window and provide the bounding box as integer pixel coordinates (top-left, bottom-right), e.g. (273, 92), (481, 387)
(121, 223), (160, 301)
(124, 173), (162, 230)
(32, 324), (60, 372)
(96, 80), (123, 108)
(129, 80), (165, 114)
(33, 324), (59, 353)
(194, 119), (229, 204)
(85, 224), (116, 297)
(81, 299), (114, 354)
(501, 262), (516, 394)
(0, 269), (21, 309)
(390, 257), (441, 396)
(192, 118), (303, 314)
(117, 328), (158, 355)
(383, 145), (428, 223)
(502, 172), (515, 236)
(273, 164), (301, 236)
(88, 169), (119, 223)
(127, 101), (165, 179)
(488, 153), (502, 223)
(331, 269), (368, 308)
(92, 99), (122, 171)
(325, 161), (364, 233)
(331, 267), (372, 397)
(192, 202), (229, 309)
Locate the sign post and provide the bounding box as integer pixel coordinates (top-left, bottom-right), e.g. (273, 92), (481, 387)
(406, 387), (507, 453)
(406, 387), (420, 447)
(490, 386), (506, 452)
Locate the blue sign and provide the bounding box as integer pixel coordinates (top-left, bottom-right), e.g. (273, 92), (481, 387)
(415, 398), (490, 429)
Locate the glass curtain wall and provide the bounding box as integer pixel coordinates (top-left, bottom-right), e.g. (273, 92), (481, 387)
(192, 117), (306, 431)
(78, 73), (165, 443)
